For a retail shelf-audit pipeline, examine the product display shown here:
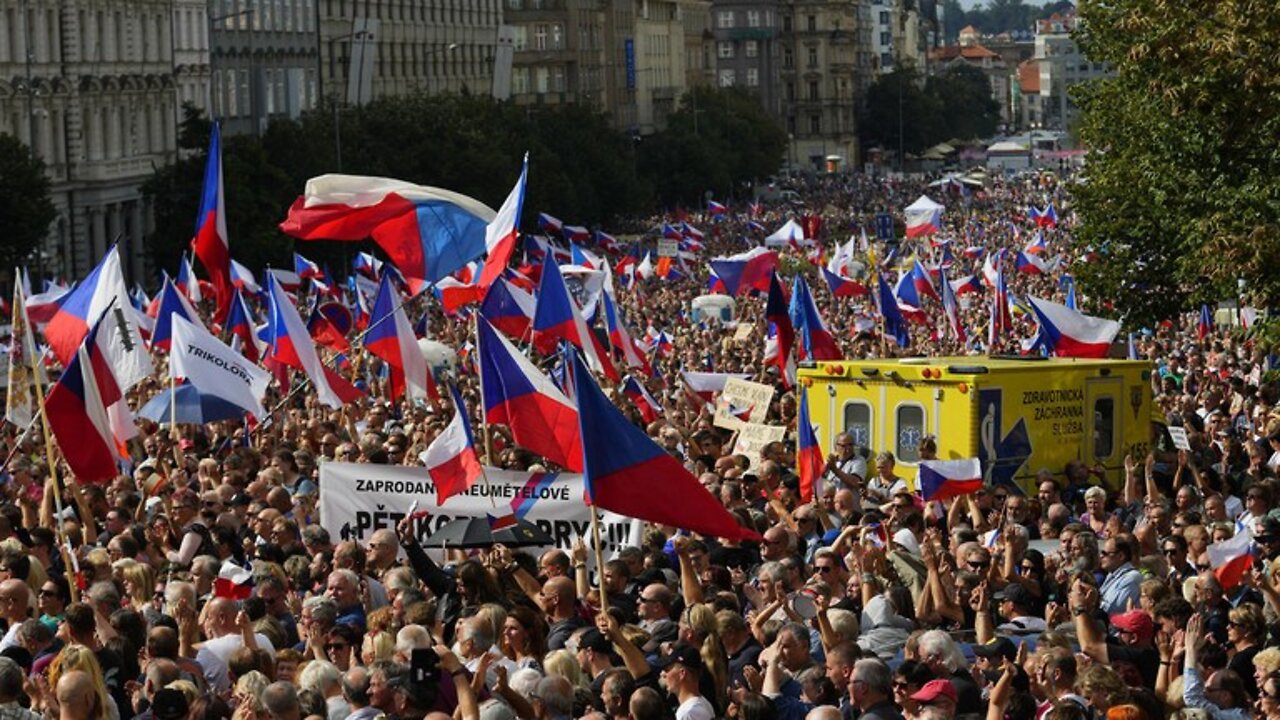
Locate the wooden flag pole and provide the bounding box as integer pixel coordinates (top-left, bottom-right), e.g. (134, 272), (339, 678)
(590, 504), (609, 615)
(473, 314), (495, 467)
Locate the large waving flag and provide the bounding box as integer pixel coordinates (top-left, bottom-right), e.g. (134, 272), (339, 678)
(191, 120), (232, 321)
(425, 384), (484, 504)
(796, 386), (824, 502)
(601, 290), (649, 374)
(939, 267), (966, 343)
(280, 174), (497, 293)
(265, 274), (363, 408)
(531, 258), (616, 381)
(789, 275), (841, 361)
(910, 260), (941, 303)
(709, 248), (779, 296)
(45, 317), (125, 484)
(571, 350), (758, 541)
(820, 267), (868, 298)
(764, 274), (795, 375)
(44, 246), (152, 388)
(1015, 250), (1051, 275)
(479, 278), (536, 340)
(621, 375), (662, 424)
(224, 290), (262, 363)
(5, 282), (41, 430)
(1031, 204), (1058, 228)
(230, 259), (261, 294)
(365, 275), (430, 401)
(478, 153), (528, 289)
(1027, 296), (1120, 359)
(1198, 304), (1214, 340)
(176, 253), (203, 304)
(477, 318), (582, 471)
(151, 277), (208, 352)
(920, 459), (983, 502)
(1208, 528), (1254, 590)
(876, 274), (911, 348)
(170, 314), (270, 418)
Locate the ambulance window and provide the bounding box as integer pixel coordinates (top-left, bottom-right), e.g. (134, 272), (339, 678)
(843, 402), (872, 451)
(1094, 397), (1116, 459)
(896, 404), (925, 463)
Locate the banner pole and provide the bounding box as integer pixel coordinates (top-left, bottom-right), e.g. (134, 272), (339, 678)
(474, 314), (495, 467)
(590, 504), (609, 615)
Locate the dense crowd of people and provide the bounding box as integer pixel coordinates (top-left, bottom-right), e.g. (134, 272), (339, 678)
(0, 169), (1276, 720)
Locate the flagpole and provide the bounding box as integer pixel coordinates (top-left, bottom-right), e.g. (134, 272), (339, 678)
(589, 504), (609, 615)
(473, 314), (495, 468)
(21, 289), (79, 603)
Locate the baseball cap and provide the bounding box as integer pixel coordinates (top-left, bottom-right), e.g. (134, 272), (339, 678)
(151, 688), (190, 720)
(1110, 609), (1155, 644)
(910, 679), (957, 704)
(993, 584), (1033, 607)
(577, 628), (613, 654)
(971, 637), (1016, 662)
(652, 642), (703, 673)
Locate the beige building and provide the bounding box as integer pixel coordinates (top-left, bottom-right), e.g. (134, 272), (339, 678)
(633, 0), (686, 134)
(0, 0), (177, 279)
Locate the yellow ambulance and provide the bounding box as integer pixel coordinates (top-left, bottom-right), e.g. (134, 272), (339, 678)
(797, 356), (1156, 495)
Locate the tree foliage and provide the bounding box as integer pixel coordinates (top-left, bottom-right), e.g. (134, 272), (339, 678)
(637, 86), (788, 208)
(0, 134), (56, 270)
(1070, 0), (1280, 325)
(859, 65), (1001, 157)
(940, 0), (1075, 41)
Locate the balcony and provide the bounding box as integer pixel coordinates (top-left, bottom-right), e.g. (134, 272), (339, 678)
(728, 28), (776, 40)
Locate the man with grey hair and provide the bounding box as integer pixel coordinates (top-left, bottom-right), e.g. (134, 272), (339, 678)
(459, 616), (514, 688)
(533, 675), (574, 720)
(261, 681), (302, 720)
(341, 666), (378, 720)
(300, 595), (339, 656)
(849, 659), (899, 720)
(196, 597), (277, 693)
(915, 630), (979, 715)
(297, 660), (348, 720)
(365, 529), (400, 575)
(0, 656), (39, 720)
(325, 569), (366, 633)
(0, 580), (30, 652)
(190, 556), (220, 601)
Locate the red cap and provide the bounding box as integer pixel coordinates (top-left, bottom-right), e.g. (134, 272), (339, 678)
(910, 679), (958, 704)
(1109, 609), (1155, 644)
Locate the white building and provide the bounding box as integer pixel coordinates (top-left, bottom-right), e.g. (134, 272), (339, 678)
(1034, 10), (1109, 130)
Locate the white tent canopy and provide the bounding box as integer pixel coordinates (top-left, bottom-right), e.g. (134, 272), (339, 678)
(765, 219), (807, 247)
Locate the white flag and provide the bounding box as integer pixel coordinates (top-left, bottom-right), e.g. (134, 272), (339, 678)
(170, 314), (270, 418)
(5, 281), (42, 429)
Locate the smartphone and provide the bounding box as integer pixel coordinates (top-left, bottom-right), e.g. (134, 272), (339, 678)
(410, 648), (439, 684)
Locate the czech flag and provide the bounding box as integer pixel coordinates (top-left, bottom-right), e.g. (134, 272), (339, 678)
(151, 278), (207, 352)
(531, 258), (616, 381)
(190, 120), (232, 321)
(821, 267), (868, 298)
(365, 275), (431, 400)
(230, 259), (261, 294)
(307, 307), (351, 354)
(265, 274), (363, 408)
(919, 459), (983, 502)
(571, 349), (758, 540)
(1032, 204), (1058, 228)
(989, 268), (1013, 347)
(225, 290), (261, 363)
(476, 317), (582, 471)
(1198, 304), (1214, 340)
(709, 248), (779, 296)
(293, 252), (323, 280)
(424, 384), (484, 504)
(563, 225), (590, 243)
(435, 277), (484, 313)
(280, 174), (496, 294)
(707, 269), (727, 294)
(621, 375), (663, 424)
(1027, 296), (1120, 359)
(939, 267), (966, 343)
(479, 153), (528, 289)
(602, 290), (650, 374)
(479, 278), (536, 340)
(765, 273), (795, 374)
(876, 274), (912, 348)
(1025, 230), (1049, 255)
(537, 213), (564, 235)
(176, 252), (203, 304)
(214, 560), (254, 600)
(570, 243), (602, 270)
(796, 386), (825, 502)
(707, 200), (727, 217)
(950, 274), (982, 296)
(911, 260), (941, 303)
(680, 371), (750, 409)
(982, 248), (1004, 287)
(789, 275), (841, 361)
(1015, 250), (1050, 275)
(1207, 528), (1254, 590)
(353, 252), (383, 279)
(594, 231), (618, 252)
(45, 315), (125, 484)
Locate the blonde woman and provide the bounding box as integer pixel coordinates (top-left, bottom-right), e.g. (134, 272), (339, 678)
(679, 603), (729, 711)
(232, 670), (270, 720)
(543, 649), (592, 715)
(46, 644), (113, 720)
(361, 630), (395, 665)
(118, 560), (160, 624)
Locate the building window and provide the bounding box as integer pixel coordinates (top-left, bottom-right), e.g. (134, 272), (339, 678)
(534, 23), (547, 50)
(745, 40), (758, 58)
(717, 41), (733, 59)
(535, 66), (549, 93)
(807, 15), (816, 31)
(809, 114), (820, 134)
(807, 47), (817, 67)
(747, 10), (760, 27)
(512, 25), (526, 50)
(782, 14), (791, 32)
(786, 82), (794, 101)
(879, 10), (889, 24)
(717, 10), (733, 28)
(718, 69), (735, 86)
(746, 68), (758, 86)
(783, 46), (793, 68)
(551, 23), (562, 48)
(512, 67), (529, 94)
(880, 31), (891, 45)
(808, 80), (818, 100)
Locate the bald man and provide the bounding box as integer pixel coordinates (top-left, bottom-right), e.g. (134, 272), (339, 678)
(0, 579), (30, 651)
(540, 576), (585, 650)
(56, 670), (96, 720)
(195, 598), (277, 694)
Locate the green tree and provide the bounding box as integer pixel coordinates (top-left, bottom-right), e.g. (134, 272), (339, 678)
(858, 67), (943, 160)
(1071, 0), (1280, 324)
(928, 64), (1001, 141)
(637, 86), (787, 207)
(0, 134), (56, 270)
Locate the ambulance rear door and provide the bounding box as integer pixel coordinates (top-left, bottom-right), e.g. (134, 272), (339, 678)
(1084, 376), (1123, 476)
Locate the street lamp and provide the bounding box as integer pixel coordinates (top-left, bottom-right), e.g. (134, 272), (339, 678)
(1028, 121), (1040, 170)
(208, 7), (257, 135)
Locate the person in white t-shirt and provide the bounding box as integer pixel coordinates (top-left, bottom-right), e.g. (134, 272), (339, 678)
(656, 643), (714, 720)
(195, 597), (277, 694)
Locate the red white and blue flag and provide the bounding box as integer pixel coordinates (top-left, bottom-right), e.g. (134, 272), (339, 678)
(151, 277), (207, 352)
(709, 248), (779, 296)
(1208, 528), (1254, 590)
(919, 458), (983, 502)
(531, 258), (617, 381)
(621, 375), (663, 424)
(190, 121), (232, 321)
(479, 278), (537, 341)
(265, 274), (363, 408)
(477, 317), (583, 471)
(230, 259), (261, 294)
(821, 267), (868, 298)
(423, 383), (484, 504)
(939, 267), (966, 343)
(1198, 304), (1214, 340)
(1015, 250), (1051, 275)
(602, 290), (650, 374)
(789, 275), (841, 361)
(45, 315), (126, 484)
(280, 175), (497, 293)
(176, 252), (204, 304)
(1027, 296), (1120, 359)
(224, 290), (262, 363)
(796, 386), (825, 502)
(365, 275), (431, 400)
(479, 153), (528, 289)
(764, 274), (795, 375)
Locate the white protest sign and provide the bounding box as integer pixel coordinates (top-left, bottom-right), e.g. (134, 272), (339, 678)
(1167, 425), (1191, 451)
(318, 462), (635, 565)
(657, 239), (678, 257)
(732, 423), (787, 469)
(732, 324), (754, 344)
(714, 377), (774, 430)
